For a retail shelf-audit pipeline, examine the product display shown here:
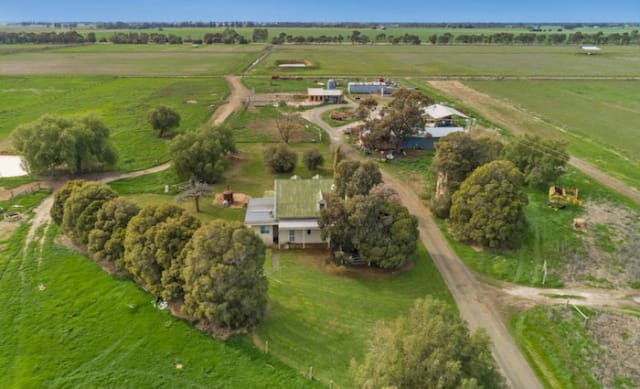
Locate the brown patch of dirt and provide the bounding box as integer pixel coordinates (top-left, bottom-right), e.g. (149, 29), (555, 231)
(212, 192), (250, 208)
(0, 220), (20, 241)
(245, 117), (314, 143)
(184, 99), (198, 104)
(589, 311), (640, 387)
(564, 201), (640, 288)
(0, 182), (50, 201)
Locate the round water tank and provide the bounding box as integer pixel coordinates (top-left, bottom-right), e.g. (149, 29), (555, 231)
(327, 79), (336, 90)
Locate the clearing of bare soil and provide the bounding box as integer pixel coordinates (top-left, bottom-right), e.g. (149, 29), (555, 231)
(565, 201), (640, 288)
(587, 311), (640, 387)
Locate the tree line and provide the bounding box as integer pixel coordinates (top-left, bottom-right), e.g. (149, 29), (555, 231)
(4, 28), (638, 45)
(51, 179), (268, 330)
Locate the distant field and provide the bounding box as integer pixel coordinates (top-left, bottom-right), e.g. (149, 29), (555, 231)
(0, 76), (228, 170)
(2, 25), (637, 42)
(250, 45), (640, 77)
(465, 80), (640, 189)
(0, 44), (262, 75)
(0, 222), (318, 388)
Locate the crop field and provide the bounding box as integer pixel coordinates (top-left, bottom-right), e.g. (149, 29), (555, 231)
(248, 245), (453, 387)
(0, 75), (228, 170)
(0, 44), (262, 75)
(250, 45), (640, 77)
(465, 80), (640, 186)
(0, 222), (318, 388)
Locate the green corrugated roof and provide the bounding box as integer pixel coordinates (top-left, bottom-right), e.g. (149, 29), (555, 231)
(275, 179), (334, 218)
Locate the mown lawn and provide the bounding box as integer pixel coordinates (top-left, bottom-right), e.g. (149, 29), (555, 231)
(248, 244), (453, 387)
(0, 222), (319, 388)
(0, 75), (228, 171)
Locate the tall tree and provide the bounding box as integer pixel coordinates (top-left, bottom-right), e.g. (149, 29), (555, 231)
(148, 105), (180, 138)
(87, 198), (140, 265)
(334, 160), (382, 199)
(504, 134), (569, 190)
(431, 133), (503, 218)
(450, 160), (528, 249)
(51, 180), (87, 225)
(170, 126), (234, 183)
(62, 182), (118, 245)
(181, 220), (268, 329)
(12, 114), (116, 174)
(123, 204), (201, 301)
(351, 297), (505, 389)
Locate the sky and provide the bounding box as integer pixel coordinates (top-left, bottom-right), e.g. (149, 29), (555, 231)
(1, 0), (638, 23)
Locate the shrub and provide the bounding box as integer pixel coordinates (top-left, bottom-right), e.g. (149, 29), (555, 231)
(263, 143), (297, 173)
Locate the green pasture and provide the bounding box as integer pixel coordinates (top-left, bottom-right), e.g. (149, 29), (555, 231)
(0, 222), (317, 388)
(0, 44), (262, 75)
(250, 45), (640, 77)
(510, 306), (601, 389)
(247, 244), (453, 387)
(0, 75), (228, 170)
(466, 80), (640, 189)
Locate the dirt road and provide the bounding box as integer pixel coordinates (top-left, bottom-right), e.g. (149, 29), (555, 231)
(428, 80), (640, 204)
(303, 104), (542, 389)
(209, 75), (251, 126)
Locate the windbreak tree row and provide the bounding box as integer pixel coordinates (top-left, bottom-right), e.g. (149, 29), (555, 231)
(50, 180), (268, 330)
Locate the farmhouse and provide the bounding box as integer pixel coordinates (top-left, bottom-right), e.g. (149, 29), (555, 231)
(244, 178), (334, 248)
(307, 88), (344, 103)
(401, 104), (471, 149)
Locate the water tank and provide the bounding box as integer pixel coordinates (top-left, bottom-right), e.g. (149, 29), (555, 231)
(327, 79), (336, 90)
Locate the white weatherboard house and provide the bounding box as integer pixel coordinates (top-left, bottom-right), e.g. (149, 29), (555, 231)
(244, 178), (333, 248)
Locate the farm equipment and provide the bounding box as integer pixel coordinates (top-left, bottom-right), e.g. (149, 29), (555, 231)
(548, 185), (582, 208)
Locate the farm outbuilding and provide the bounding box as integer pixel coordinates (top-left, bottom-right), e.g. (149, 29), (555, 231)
(307, 88), (344, 103)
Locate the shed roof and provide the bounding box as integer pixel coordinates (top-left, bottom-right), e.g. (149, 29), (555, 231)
(307, 88), (343, 96)
(244, 198), (276, 225)
(423, 104), (469, 120)
(275, 178), (334, 218)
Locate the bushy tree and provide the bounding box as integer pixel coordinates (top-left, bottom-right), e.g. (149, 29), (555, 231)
(320, 189), (417, 269)
(450, 160), (528, 249)
(62, 182), (118, 245)
(263, 143), (297, 173)
(431, 133), (503, 218)
(350, 194), (418, 269)
(303, 149), (324, 171)
(351, 297), (505, 389)
(51, 180), (86, 225)
(123, 204), (201, 301)
(182, 220), (268, 328)
(504, 134), (569, 189)
(170, 126), (234, 183)
(148, 105), (180, 137)
(334, 160), (382, 198)
(12, 114), (116, 174)
(87, 198), (140, 265)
